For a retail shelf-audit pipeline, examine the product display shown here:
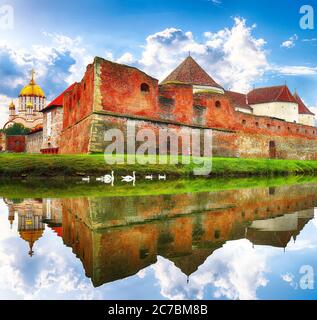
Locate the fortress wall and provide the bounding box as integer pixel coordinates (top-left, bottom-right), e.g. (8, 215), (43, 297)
(234, 111), (317, 139)
(59, 115), (93, 154)
(62, 63), (95, 129)
(85, 112), (237, 157)
(96, 58), (159, 116)
(26, 130), (43, 154)
(236, 132), (317, 160)
(59, 58), (317, 158)
(59, 111), (317, 160)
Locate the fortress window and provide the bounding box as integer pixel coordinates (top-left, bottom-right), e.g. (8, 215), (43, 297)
(278, 126), (281, 130)
(215, 100), (221, 108)
(242, 119), (246, 125)
(141, 83), (150, 92)
(255, 122), (259, 127)
(267, 124), (271, 129)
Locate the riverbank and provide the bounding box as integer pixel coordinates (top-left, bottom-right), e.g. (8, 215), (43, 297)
(1, 175), (317, 199)
(1, 153), (317, 178)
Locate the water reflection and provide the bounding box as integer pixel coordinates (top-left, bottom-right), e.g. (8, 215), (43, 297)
(1, 180), (317, 299)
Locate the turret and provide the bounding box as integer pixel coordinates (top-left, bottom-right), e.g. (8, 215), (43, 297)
(9, 100), (16, 118)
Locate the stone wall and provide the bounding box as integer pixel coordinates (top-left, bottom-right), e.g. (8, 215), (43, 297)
(60, 112), (317, 160)
(26, 130), (43, 154)
(41, 107), (63, 153)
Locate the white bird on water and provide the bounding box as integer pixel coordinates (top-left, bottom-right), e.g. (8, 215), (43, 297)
(158, 174), (166, 181)
(103, 171), (115, 186)
(82, 176), (90, 183)
(145, 175), (153, 180)
(121, 171), (136, 186)
(97, 171), (115, 186)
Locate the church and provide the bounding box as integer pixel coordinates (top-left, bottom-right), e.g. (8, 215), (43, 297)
(4, 70), (46, 131)
(2, 55), (317, 159)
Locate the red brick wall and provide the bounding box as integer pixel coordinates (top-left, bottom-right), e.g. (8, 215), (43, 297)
(63, 63), (95, 129)
(98, 58), (159, 117)
(234, 111), (317, 140)
(158, 84), (194, 123)
(6, 136), (26, 153)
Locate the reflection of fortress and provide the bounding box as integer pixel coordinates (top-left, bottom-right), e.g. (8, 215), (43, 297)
(4, 183), (317, 286)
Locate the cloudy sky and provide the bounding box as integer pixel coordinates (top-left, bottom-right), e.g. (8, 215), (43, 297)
(0, 0), (316, 127)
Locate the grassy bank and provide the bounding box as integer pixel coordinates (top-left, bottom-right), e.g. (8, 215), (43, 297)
(1, 153), (317, 178)
(1, 175), (317, 199)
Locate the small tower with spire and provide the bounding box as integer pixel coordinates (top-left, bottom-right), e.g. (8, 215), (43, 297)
(9, 100), (16, 118)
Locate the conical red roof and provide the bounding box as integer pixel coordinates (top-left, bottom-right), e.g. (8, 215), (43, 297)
(161, 56), (223, 89)
(293, 92), (315, 115)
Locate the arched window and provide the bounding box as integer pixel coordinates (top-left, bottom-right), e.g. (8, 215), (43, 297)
(215, 101), (221, 108)
(141, 83), (150, 92)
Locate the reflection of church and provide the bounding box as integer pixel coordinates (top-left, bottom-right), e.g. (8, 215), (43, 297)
(4, 199), (44, 256)
(4, 198), (62, 256)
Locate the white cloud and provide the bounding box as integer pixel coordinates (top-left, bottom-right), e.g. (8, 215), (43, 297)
(302, 38), (317, 43)
(152, 240), (271, 300)
(116, 52), (136, 65)
(0, 33), (93, 127)
(210, 0), (222, 5)
(272, 65), (317, 76)
(135, 18), (269, 93)
(281, 34), (298, 49)
(0, 95), (12, 127)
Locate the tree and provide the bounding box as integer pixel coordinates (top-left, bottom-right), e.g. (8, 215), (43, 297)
(4, 123), (31, 136)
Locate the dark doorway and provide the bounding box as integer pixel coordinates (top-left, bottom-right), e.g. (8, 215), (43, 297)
(269, 141), (276, 159)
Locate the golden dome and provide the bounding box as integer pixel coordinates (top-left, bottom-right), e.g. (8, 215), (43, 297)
(19, 230), (44, 257)
(26, 102), (33, 109)
(19, 70), (46, 98)
(9, 101), (15, 109)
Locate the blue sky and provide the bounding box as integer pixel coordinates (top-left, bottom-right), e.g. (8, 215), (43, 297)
(0, 0), (317, 126)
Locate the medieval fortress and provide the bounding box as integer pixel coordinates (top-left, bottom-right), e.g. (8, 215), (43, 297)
(1, 55), (317, 160)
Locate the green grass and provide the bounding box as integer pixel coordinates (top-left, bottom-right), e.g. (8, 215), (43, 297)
(0, 153), (317, 178)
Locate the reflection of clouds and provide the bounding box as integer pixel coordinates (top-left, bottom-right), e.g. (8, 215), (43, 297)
(312, 209), (317, 230)
(281, 273), (298, 289)
(137, 269), (147, 279)
(0, 199), (100, 299)
(152, 240), (271, 300)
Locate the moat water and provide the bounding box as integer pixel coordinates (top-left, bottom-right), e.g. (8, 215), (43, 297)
(0, 177), (317, 300)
